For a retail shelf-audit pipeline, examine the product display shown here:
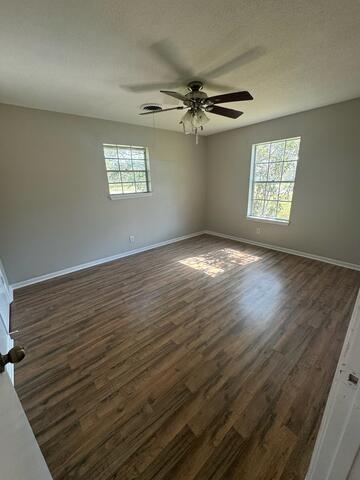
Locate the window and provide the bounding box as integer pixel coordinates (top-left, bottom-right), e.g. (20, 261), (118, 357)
(247, 137), (301, 224)
(103, 144), (151, 197)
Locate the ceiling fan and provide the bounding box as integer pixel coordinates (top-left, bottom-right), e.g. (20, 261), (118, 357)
(139, 80), (253, 141)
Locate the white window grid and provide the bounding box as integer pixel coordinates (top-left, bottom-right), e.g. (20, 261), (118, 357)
(247, 137), (301, 222)
(103, 144), (151, 195)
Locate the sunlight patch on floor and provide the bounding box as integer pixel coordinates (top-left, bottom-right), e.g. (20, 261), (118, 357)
(179, 248), (261, 277)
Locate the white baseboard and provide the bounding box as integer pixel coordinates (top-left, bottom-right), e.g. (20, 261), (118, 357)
(204, 230), (360, 271)
(11, 231), (205, 290)
(11, 229), (360, 290)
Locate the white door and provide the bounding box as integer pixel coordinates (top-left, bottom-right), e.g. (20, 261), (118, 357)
(0, 370), (53, 479)
(307, 288), (360, 480)
(348, 449), (360, 480)
(0, 260), (14, 380)
(0, 260), (53, 479)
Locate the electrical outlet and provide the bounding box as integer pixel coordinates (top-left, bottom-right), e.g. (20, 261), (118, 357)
(129, 235), (135, 243)
(256, 227), (261, 235)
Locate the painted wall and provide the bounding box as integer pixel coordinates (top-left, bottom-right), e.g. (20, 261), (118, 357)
(0, 104), (206, 283)
(348, 448), (360, 480)
(1, 98), (359, 284)
(205, 98), (360, 265)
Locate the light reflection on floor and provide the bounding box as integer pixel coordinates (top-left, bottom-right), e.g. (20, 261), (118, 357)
(179, 248), (261, 277)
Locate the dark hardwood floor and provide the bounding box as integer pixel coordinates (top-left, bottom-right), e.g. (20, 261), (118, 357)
(12, 235), (360, 480)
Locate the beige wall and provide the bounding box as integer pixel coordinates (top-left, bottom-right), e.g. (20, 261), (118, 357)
(1, 98), (359, 284)
(205, 98), (360, 265)
(349, 448), (360, 480)
(0, 104), (206, 283)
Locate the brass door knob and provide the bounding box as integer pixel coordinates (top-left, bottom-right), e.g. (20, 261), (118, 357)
(0, 346), (26, 373)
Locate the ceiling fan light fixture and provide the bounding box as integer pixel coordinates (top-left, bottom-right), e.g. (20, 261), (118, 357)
(140, 81), (253, 142)
(180, 110), (194, 134)
(193, 109), (209, 128)
(180, 109), (209, 132)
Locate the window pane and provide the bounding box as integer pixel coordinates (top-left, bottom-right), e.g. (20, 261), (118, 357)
(265, 182), (280, 200)
(263, 200), (277, 218)
(134, 171), (146, 182)
(279, 182), (294, 201)
(270, 141), (285, 162)
(255, 163), (268, 181)
(248, 137), (300, 222)
(136, 182), (147, 193)
(285, 139), (300, 161)
(253, 183), (266, 199)
(277, 201), (291, 220)
(118, 147), (131, 159)
(119, 159), (133, 170)
(121, 171), (135, 183)
(109, 183), (123, 194)
(123, 183), (136, 194)
(282, 162), (297, 181)
(105, 158), (119, 170)
(103, 143), (150, 197)
(104, 146), (118, 158)
(107, 171), (121, 183)
(132, 148), (146, 160)
(268, 162), (282, 181)
(255, 144), (270, 163)
(252, 199), (264, 216)
(132, 159), (146, 170)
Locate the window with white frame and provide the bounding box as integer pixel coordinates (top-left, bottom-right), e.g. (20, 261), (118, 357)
(247, 137), (301, 223)
(103, 144), (151, 196)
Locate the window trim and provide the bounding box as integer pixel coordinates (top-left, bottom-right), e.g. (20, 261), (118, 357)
(246, 215), (289, 226)
(103, 143), (152, 199)
(246, 136), (301, 225)
(109, 192), (152, 201)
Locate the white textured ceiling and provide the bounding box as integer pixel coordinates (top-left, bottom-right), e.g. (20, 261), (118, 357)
(1, 0), (360, 135)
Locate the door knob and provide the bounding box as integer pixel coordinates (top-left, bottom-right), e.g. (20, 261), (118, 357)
(0, 346), (26, 373)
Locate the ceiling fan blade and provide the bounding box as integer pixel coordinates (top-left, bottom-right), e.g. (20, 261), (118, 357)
(150, 40), (193, 79)
(121, 39), (194, 94)
(198, 46), (266, 80)
(207, 91), (253, 104)
(139, 106), (184, 115)
(160, 90), (188, 102)
(207, 105), (243, 119)
(203, 81), (236, 93)
(121, 81), (183, 93)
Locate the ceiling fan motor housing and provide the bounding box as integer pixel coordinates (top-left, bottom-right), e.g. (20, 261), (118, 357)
(187, 80), (203, 91)
(185, 82), (211, 109)
(141, 84), (251, 123)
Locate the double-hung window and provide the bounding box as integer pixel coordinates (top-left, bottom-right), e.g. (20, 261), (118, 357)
(247, 137), (301, 224)
(103, 144), (151, 198)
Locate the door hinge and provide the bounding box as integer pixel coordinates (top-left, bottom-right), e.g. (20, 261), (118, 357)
(348, 373), (359, 385)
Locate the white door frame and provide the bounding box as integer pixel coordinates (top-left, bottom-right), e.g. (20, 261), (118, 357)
(0, 259), (14, 381)
(0, 259), (52, 479)
(306, 288), (360, 480)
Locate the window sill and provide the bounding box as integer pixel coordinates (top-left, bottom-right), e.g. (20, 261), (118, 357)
(109, 192), (152, 200)
(246, 215), (289, 226)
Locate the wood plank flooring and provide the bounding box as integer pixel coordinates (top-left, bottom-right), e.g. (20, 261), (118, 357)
(11, 235), (360, 480)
